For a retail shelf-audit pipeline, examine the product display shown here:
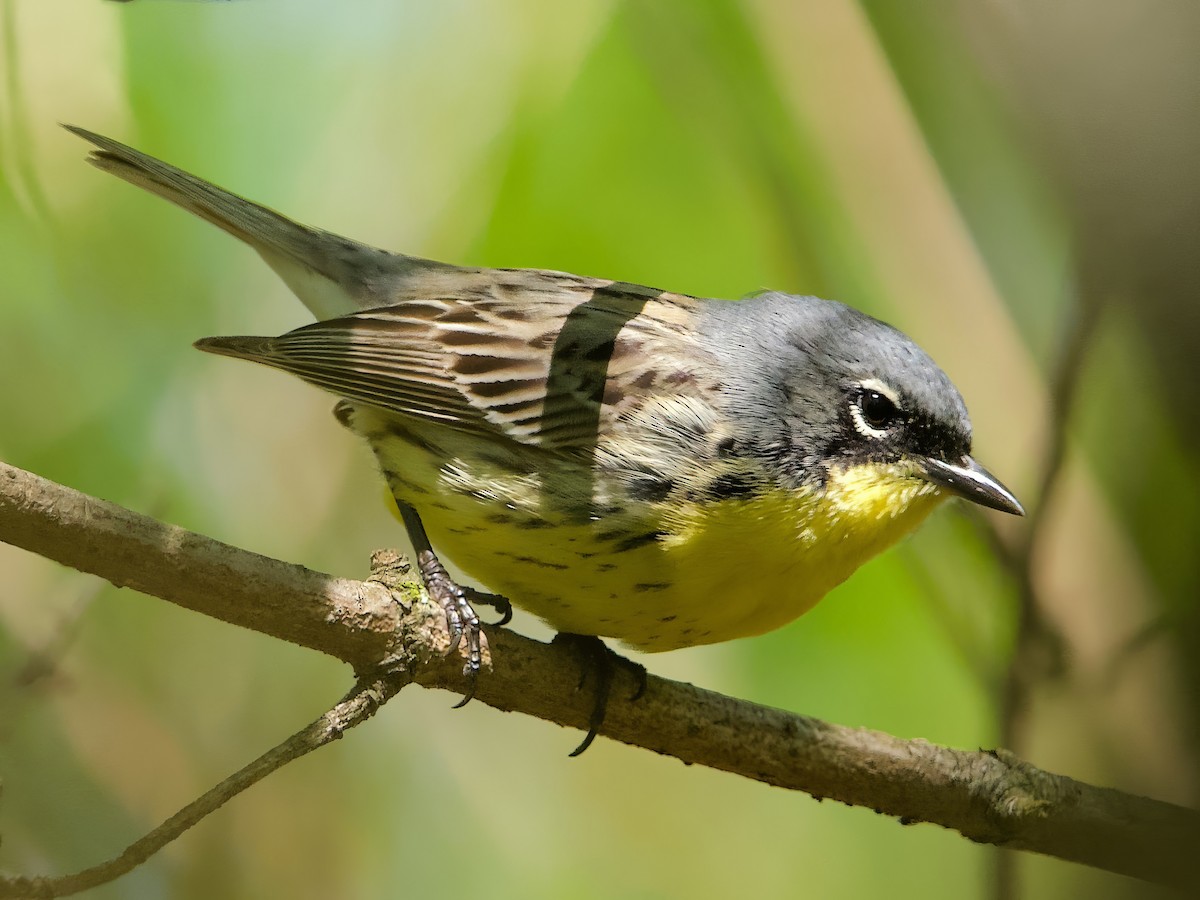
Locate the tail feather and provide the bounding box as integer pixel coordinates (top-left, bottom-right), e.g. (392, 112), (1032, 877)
(67, 124), (454, 320)
(193, 335), (279, 362)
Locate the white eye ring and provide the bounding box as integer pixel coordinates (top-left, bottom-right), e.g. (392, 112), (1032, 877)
(850, 379), (902, 439)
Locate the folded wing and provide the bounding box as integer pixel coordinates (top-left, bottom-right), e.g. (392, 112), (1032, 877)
(197, 273), (702, 454)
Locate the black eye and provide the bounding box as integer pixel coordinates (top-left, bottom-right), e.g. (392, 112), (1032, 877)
(860, 389), (899, 429)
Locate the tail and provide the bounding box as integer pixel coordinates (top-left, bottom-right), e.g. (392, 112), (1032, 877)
(67, 124), (455, 320)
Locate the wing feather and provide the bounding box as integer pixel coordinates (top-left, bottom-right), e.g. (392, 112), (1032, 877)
(197, 271), (707, 452)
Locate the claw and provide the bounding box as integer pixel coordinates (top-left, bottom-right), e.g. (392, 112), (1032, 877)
(465, 587), (513, 627)
(452, 680), (477, 709)
(554, 634), (647, 756)
(628, 663), (648, 702)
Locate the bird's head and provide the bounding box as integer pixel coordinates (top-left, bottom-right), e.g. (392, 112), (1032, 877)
(703, 292), (1023, 521)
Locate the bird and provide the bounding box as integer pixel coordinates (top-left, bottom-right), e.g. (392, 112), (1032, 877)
(69, 125), (1023, 748)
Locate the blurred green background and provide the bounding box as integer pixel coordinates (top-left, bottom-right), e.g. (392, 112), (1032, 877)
(1, 1), (1196, 898)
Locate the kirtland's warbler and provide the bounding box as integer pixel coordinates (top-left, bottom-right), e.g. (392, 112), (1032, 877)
(71, 126), (1023, 699)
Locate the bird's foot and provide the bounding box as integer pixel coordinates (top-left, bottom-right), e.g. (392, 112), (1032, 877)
(415, 550), (509, 707)
(553, 633), (647, 756)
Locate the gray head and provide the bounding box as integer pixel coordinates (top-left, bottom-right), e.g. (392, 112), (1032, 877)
(699, 292), (1022, 515)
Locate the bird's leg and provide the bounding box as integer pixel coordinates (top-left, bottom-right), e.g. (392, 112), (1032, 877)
(395, 501), (509, 706)
(553, 633), (648, 756)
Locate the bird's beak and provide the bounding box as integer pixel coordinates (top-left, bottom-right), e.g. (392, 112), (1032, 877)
(918, 456), (1025, 516)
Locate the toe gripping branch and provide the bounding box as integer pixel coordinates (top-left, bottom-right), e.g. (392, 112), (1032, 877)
(556, 633), (648, 756)
(415, 549), (511, 707)
(396, 500), (509, 707)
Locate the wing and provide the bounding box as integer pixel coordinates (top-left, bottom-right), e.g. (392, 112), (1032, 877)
(196, 269), (707, 453)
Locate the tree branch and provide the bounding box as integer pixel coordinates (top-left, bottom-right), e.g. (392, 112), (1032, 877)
(0, 461), (402, 671)
(1, 460), (1197, 892)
